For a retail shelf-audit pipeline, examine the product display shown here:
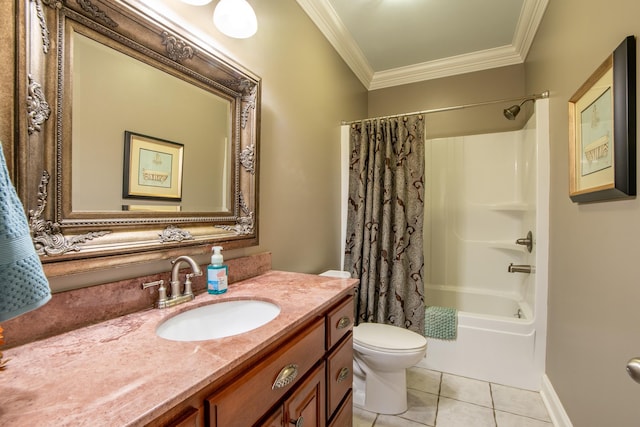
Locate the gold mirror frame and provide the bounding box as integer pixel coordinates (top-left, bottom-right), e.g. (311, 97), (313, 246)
(15, 0), (260, 277)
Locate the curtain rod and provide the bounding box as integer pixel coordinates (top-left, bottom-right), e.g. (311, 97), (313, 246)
(340, 90), (549, 125)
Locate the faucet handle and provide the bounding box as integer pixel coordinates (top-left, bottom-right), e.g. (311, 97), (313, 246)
(142, 279), (164, 290)
(142, 280), (168, 305)
(183, 273), (196, 298)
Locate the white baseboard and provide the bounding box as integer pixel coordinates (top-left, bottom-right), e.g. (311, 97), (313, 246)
(540, 374), (573, 427)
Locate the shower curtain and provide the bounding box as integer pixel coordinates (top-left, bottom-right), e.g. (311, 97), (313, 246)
(343, 115), (425, 334)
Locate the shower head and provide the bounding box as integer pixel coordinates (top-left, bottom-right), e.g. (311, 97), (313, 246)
(503, 98), (534, 120)
(502, 91), (550, 120)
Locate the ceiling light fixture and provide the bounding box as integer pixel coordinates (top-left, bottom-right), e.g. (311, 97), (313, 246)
(179, 0), (258, 39)
(213, 0), (258, 39)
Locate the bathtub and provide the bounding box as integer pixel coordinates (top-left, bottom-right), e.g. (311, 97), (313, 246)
(417, 287), (542, 390)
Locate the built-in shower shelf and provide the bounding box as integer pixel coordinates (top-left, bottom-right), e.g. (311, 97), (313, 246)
(488, 241), (528, 252)
(486, 202), (530, 212)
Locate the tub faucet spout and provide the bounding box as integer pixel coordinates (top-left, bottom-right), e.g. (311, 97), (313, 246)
(508, 263), (534, 274)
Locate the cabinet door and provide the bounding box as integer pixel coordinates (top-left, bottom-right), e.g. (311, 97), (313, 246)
(284, 363), (326, 427)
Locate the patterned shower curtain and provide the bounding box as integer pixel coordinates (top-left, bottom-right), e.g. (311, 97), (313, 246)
(343, 114), (425, 334)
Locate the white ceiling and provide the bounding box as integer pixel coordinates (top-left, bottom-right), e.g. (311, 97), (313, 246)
(295, 0), (549, 90)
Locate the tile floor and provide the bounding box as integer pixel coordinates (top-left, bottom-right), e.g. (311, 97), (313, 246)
(353, 367), (554, 427)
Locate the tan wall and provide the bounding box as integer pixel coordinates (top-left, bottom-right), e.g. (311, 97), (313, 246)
(367, 65), (527, 138)
(525, 0), (640, 425)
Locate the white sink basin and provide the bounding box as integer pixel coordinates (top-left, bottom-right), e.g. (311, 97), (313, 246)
(156, 299), (281, 341)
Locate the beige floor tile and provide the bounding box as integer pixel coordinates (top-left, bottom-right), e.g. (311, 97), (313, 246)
(491, 383), (551, 422)
(399, 389), (438, 426)
(436, 396), (496, 427)
(441, 373), (493, 407)
(353, 406), (376, 427)
(407, 367), (441, 395)
(375, 414), (431, 426)
(353, 371), (553, 427)
(495, 410), (554, 427)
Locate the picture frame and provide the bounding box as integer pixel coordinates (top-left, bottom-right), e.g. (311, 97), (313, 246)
(569, 36), (636, 203)
(123, 131), (184, 201)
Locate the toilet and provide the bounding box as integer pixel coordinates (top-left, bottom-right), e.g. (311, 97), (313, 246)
(352, 322), (427, 414)
(318, 270), (427, 415)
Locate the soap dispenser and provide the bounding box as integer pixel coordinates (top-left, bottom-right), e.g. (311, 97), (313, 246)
(207, 246), (228, 294)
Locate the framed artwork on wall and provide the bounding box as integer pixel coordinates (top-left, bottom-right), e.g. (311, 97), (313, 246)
(568, 35), (636, 203)
(123, 131), (184, 201)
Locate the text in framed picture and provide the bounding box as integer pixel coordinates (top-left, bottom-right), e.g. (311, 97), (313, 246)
(123, 131), (184, 201)
(568, 35), (636, 203)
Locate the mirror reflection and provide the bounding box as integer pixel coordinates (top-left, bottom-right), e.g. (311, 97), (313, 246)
(71, 32), (232, 213)
(17, 0), (260, 273)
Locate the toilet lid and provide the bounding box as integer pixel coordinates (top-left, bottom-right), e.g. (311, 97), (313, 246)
(353, 322), (426, 352)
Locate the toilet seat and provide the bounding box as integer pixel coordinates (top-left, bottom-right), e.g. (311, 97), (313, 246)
(354, 322), (426, 353)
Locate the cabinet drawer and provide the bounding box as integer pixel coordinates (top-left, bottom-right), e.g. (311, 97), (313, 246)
(328, 391), (352, 427)
(326, 297), (354, 349)
(165, 407), (200, 427)
(326, 333), (353, 418)
(207, 318), (325, 427)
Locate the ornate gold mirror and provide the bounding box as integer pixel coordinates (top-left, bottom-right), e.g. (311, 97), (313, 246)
(17, 0), (260, 276)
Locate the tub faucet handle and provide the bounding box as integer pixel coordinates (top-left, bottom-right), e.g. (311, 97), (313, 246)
(515, 231), (533, 253)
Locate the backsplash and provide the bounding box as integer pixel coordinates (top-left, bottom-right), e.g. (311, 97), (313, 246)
(1, 252), (272, 348)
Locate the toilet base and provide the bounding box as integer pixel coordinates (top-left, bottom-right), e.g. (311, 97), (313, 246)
(353, 367), (408, 415)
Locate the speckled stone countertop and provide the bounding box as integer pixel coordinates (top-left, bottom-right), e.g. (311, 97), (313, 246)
(0, 271), (356, 426)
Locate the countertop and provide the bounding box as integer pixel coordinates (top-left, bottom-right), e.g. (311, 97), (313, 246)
(0, 270), (356, 426)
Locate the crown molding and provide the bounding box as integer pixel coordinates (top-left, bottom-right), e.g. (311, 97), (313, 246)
(369, 45), (523, 90)
(512, 0), (550, 61)
(297, 0), (549, 91)
(295, 0), (373, 88)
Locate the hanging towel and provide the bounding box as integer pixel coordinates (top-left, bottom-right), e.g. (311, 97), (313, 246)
(424, 306), (457, 340)
(0, 143), (51, 322)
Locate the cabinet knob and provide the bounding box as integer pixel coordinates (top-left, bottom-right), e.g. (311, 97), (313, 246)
(336, 316), (351, 329)
(290, 416), (304, 427)
(337, 367), (350, 383)
(627, 358), (640, 384)
(272, 364), (299, 390)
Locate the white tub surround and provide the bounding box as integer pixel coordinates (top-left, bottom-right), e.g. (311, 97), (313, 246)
(420, 100), (549, 391)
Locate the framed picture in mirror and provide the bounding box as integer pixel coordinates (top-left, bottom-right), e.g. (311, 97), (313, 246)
(123, 131), (184, 201)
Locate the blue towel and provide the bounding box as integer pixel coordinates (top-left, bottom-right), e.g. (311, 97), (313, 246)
(0, 144), (51, 322)
(424, 306), (457, 340)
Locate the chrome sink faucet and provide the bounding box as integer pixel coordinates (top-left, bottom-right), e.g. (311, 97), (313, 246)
(143, 255), (203, 308)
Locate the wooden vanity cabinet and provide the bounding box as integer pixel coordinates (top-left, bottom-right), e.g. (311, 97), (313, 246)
(206, 317), (326, 427)
(152, 295), (354, 427)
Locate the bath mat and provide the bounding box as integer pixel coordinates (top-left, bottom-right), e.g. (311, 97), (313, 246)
(424, 306), (457, 340)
